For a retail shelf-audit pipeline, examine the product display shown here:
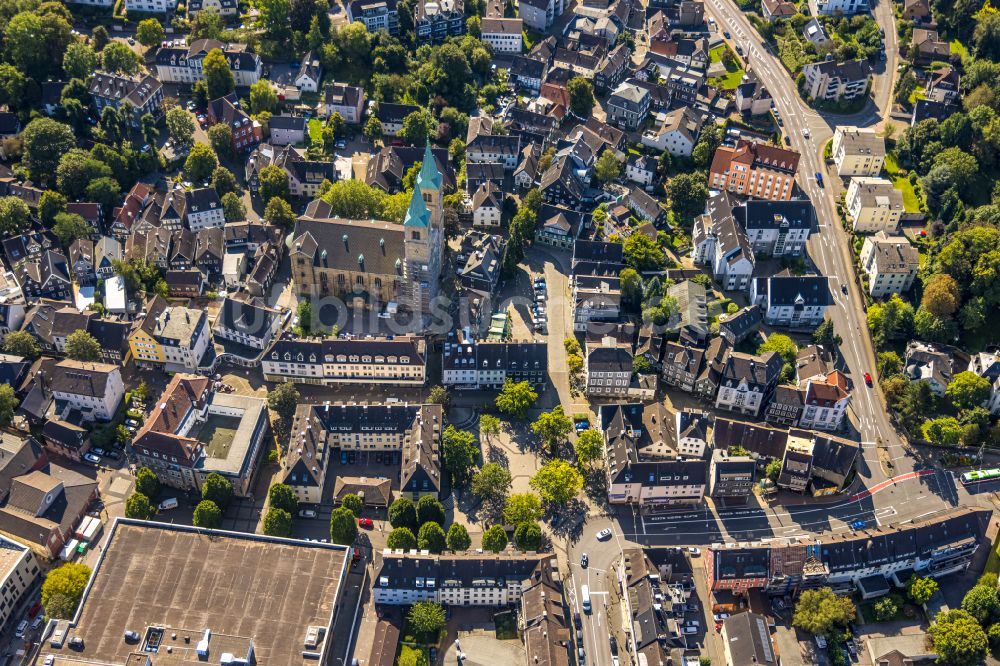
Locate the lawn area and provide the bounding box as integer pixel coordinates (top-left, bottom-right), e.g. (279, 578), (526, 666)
(884, 152), (923, 213)
(308, 118), (323, 146)
(985, 530), (1000, 575)
(950, 39), (969, 61)
(396, 645), (428, 666)
(708, 45), (745, 90)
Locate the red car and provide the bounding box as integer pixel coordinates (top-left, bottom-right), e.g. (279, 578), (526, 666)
(864, 372), (873, 387)
(358, 518), (374, 529)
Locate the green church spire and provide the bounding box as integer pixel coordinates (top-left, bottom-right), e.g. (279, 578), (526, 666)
(416, 140), (442, 192)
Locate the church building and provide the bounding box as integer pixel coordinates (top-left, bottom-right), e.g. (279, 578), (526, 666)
(288, 142), (444, 315)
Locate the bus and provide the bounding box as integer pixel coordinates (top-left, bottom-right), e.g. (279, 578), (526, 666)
(961, 469), (1000, 485)
(581, 585), (591, 614)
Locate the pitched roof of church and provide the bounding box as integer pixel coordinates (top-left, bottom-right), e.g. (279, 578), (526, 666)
(416, 141), (443, 192)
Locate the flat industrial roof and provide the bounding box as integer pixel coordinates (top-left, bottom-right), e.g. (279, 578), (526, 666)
(38, 519), (349, 666)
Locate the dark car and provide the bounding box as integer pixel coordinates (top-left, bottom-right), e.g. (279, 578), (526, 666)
(723, 31), (731, 38)
(815, 172), (824, 187)
(850, 520), (866, 530)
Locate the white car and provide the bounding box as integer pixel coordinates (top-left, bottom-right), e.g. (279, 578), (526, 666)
(688, 547), (701, 556)
(83, 453), (101, 465)
(298, 509), (318, 519)
(682, 626), (698, 634)
(713, 613), (730, 622)
(596, 528), (613, 541)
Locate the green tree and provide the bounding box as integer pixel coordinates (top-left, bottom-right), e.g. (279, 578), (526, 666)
(813, 318), (842, 350)
(482, 524), (509, 552)
(211, 166), (239, 196)
(567, 77), (595, 117)
(418, 521), (447, 553)
(408, 601), (446, 637)
(3, 330), (40, 358)
(666, 172), (709, 224)
(387, 526), (417, 549)
(329, 506), (359, 544)
(136, 18), (165, 47)
(51, 212), (90, 247)
(389, 497), (418, 530)
(417, 495), (446, 526)
(503, 492), (543, 525)
(193, 500), (222, 528)
(792, 587), (856, 635)
(38, 190), (67, 227)
(258, 0), (292, 39)
(921, 273), (961, 317)
(447, 523), (472, 551)
(65, 329), (101, 361)
(91, 25), (110, 51)
(531, 405), (573, 452)
(0, 384), (18, 427)
(620, 268), (643, 306)
(400, 110), (436, 145)
(758, 334), (798, 365)
(85, 178), (121, 214)
(947, 371), (992, 411)
(258, 164), (289, 202)
(530, 460), (584, 506)
(267, 381), (300, 423)
(125, 492), (156, 520)
(340, 493), (363, 516)
(429, 385), (450, 406)
(874, 597), (897, 621)
(62, 43), (97, 81)
(765, 458), (782, 484)
(574, 429), (604, 467)
(479, 414), (501, 444)
(471, 463), (512, 512)
(908, 576), (939, 605)
(201, 472), (234, 510)
(209, 123), (234, 159)
(249, 79), (278, 115)
(922, 416), (967, 446)
(963, 583), (1000, 625)
(495, 379), (538, 419)
(365, 115), (383, 142)
(135, 467), (160, 499)
(513, 522), (543, 551)
(265, 197), (296, 229)
(295, 300), (312, 336)
(21, 118), (75, 179)
(623, 233), (667, 271)
(100, 41), (141, 75)
(185, 144), (219, 183)
(41, 563), (91, 619)
(203, 48), (236, 99)
(6, 11), (71, 79)
(594, 150), (622, 185)
(268, 484), (298, 513)
(166, 107), (196, 148)
(262, 507), (292, 536)
(929, 609), (989, 666)
(222, 192), (246, 222)
(442, 425), (479, 483)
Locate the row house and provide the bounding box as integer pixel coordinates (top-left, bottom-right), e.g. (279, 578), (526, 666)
(415, 0), (466, 43)
(129, 297), (212, 373)
(261, 336), (428, 386)
(348, 0), (400, 34)
(509, 55), (548, 94)
(734, 198), (814, 257)
(601, 403), (708, 513)
(442, 340), (548, 389)
(46, 359), (125, 422)
(481, 17), (524, 53)
(586, 339), (633, 397)
(212, 295), (283, 351)
(518, 0), (566, 30)
(467, 134), (522, 170)
(802, 59), (870, 102)
(187, 0), (238, 16)
(859, 232), (919, 298)
(373, 551), (552, 606)
(692, 192), (755, 292)
(155, 39), (262, 87)
(709, 140), (800, 201)
(89, 72), (163, 128)
(14, 250), (71, 301)
(320, 82), (365, 123)
(714, 350), (783, 417)
(750, 272), (832, 329)
(846, 177), (904, 233)
(206, 94), (262, 153)
(832, 126), (886, 178)
(534, 204), (584, 249)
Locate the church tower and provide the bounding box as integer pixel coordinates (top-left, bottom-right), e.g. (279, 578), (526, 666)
(403, 141), (444, 314)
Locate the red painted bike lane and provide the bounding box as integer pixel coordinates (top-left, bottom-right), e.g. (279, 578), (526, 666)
(849, 469), (936, 502)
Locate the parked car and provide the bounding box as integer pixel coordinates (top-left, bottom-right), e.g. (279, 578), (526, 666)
(723, 31), (731, 38)
(713, 613), (730, 622)
(83, 453), (101, 465)
(850, 520), (866, 530)
(299, 509), (318, 519)
(15, 620), (27, 638)
(596, 528), (613, 541)
(358, 518), (374, 529)
(688, 547), (700, 556)
(682, 626), (698, 634)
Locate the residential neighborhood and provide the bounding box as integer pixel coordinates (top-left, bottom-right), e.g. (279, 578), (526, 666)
(0, 0), (995, 665)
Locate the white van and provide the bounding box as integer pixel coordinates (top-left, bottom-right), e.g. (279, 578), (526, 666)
(581, 585), (591, 614)
(158, 498), (178, 511)
(15, 620), (27, 637)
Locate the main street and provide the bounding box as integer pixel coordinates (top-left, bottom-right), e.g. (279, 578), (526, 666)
(704, 0), (904, 491)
